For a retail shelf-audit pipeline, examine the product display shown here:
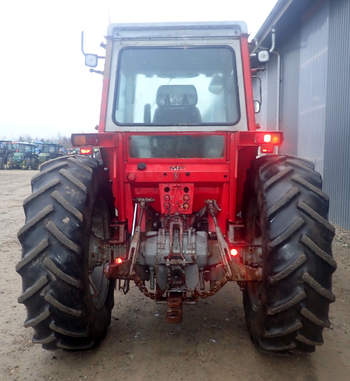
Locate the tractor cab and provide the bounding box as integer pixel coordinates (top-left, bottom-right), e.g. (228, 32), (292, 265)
(36, 142), (62, 164)
(7, 142), (38, 169)
(99, 22), (250, 132)
(0, 140), (14, 169)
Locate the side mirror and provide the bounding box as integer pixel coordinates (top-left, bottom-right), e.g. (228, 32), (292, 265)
(84, 54), (98, 68)
(81, 32), (104, 69)
(254, 100), (261, 113)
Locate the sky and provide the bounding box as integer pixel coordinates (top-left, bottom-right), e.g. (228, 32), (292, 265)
(0, 0), (277, 140)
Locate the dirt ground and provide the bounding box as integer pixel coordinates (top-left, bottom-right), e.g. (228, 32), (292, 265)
(1, 170), (350, 381)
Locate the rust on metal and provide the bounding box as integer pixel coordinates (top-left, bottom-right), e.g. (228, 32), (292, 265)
(166, 294), (183, 323)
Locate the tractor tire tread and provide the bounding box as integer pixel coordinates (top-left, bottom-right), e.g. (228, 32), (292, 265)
(50, 190), (83, 222)
(17, 155), (114, 350)
(49, 321), (88, 338)
(291, 175), (329, 201)
(67, 157), (93, 173)
(264, 167), (293, 191)
(44, 293), (83, 317)
(18, 275), (49, 303)
(32, 333), (56, 345)
(23, 179), (60, 206)
(32, 162), (68, 184)
(243, 155), (335, 354)
(58, 168), (87, 193)
(45, 220), (81, 254)
(297, 200), (335, 234)
(43, 257), (81, 288)
(300, 234), (337, 270)
(16, 238), (49, 272)
(263, 320), (303, 338)
(259, 341), (296, 353)
(267, 186), (300, 218)
(268, 253), (307, 284)
(39, 155), (71, 171)
(302, 272), (335, 302)
(57, 340), (95, 351)
(269, 217), (304, 248)
(17, 205), (54, 240)
(300, 307), (330, 328)
(296, 333), (323, 346)
(267, 290), (307, 315)
(24, 307), (51, 328)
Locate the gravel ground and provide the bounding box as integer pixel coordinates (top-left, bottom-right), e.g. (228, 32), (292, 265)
(0, 170), (349, 381)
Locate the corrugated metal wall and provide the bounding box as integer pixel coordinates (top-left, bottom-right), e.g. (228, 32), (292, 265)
(255, 0), (350, 228)
(323, 0), (350, 229)
(297, 2), (329, 175)
(278, 29), (301, 155)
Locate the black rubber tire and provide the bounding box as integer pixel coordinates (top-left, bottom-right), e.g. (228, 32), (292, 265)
(243, 155), (336, 354)
(17, 155), (115, 350)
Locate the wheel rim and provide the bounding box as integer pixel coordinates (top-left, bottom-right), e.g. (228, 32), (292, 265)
(87, 199), (110, 310)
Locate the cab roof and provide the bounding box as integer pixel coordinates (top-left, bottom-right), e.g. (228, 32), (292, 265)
(107, 21), (248, 40)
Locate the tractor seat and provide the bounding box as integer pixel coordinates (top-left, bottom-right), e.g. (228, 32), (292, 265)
(153, 85), (202, 125)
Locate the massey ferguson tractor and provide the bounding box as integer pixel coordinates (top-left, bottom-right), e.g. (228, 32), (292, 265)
(17, 22), (336, 354)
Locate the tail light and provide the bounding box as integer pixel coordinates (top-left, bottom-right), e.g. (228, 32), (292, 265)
(255, 133), (281, 145)
(114, 257), (123, 265)
(260, 144), (274, 154)
(255, 132), (281, 154)
(80, 147), (92, 155)
(230, 248), (239, 257)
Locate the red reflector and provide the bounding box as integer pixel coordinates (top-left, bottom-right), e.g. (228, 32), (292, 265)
(115, 257), (123, 265)
(80, 147), (92, 155)
(230, 248), (238, 257)
(261, 144), (274, 153)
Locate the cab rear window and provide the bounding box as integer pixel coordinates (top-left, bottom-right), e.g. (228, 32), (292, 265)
(114, 47), (240, 126)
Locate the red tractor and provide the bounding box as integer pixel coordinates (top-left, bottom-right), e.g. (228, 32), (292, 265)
(17, 22), (336, 353)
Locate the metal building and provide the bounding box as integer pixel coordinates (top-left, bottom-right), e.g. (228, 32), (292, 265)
(251, 0), (350, 229)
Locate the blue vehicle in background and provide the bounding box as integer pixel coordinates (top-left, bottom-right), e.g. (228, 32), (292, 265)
(35, 142), (64, 165)
(6, 142), (39, 169)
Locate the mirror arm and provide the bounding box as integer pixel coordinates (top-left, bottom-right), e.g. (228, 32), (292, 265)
(81, 31), (87, 56)
(89, 69), (104, 75)
(81, 31), (105, 59)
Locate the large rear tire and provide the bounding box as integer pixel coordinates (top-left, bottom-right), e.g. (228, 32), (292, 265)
(243, 155), (336, 353)
(17, 156), (115, 350)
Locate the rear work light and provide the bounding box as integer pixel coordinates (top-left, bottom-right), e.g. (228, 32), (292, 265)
(80, 147), (93, 155)
(255, 133), (281, 145)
